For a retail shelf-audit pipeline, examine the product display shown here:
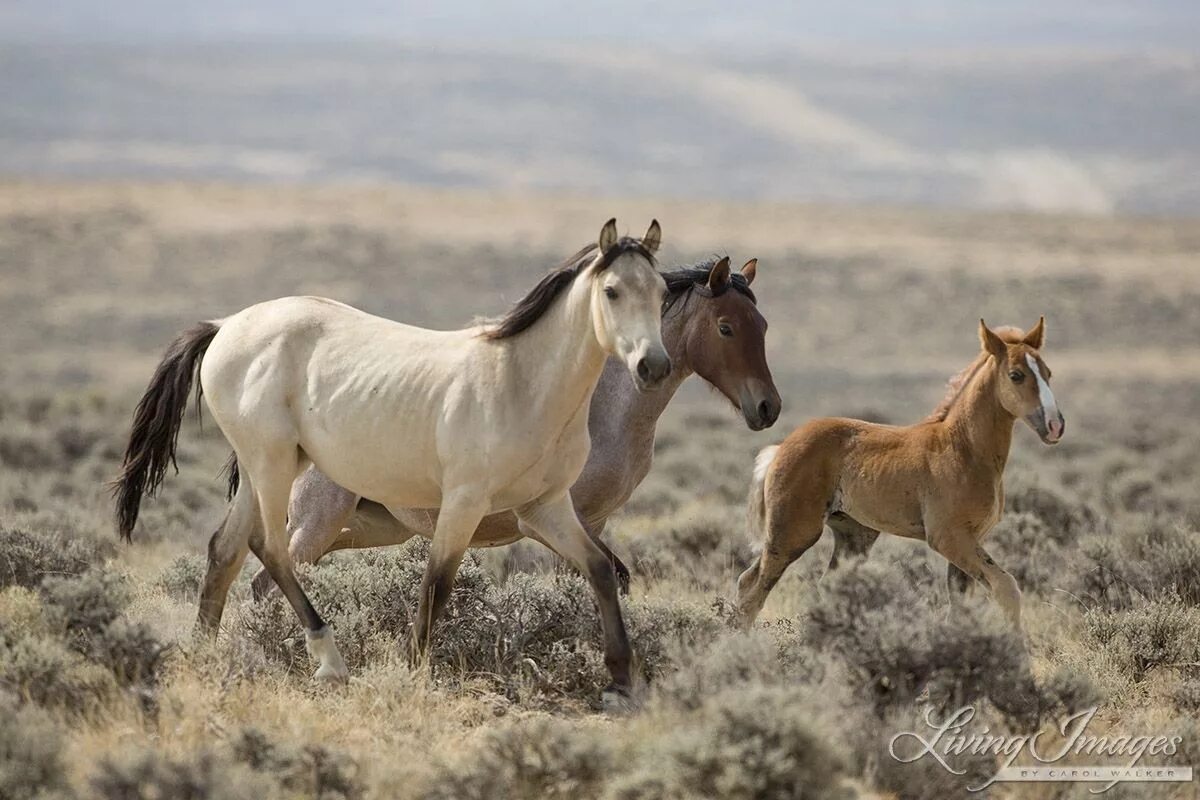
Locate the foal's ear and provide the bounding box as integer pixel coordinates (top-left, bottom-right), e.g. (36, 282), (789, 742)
(599, 218), (619, 254)
(707, 256), (732, 293)
(979, 319), (1008, 359)
(1023, 316), (1046, 350)
(642, 219), (662, 254)
(741, 258), (758, 285)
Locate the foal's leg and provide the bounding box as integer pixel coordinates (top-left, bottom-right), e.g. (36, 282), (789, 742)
(927, 528), (1022, 632)
(247, 448), (348, 682)
(826, 514), (880, 572)
(518, 494), (634, 702)
(195, 483), (257, 638)
(411, 490), (487, 660)
(736, 497), (827, 629)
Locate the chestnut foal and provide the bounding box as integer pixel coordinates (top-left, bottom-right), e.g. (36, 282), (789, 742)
(738, 318), (1065, 631)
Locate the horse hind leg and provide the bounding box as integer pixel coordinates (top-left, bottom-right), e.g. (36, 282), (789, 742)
(736, 484), (830, 629)
(250, 469), (361, 601)
(245, 446), (348, 683)
(195, 482), (257, 639)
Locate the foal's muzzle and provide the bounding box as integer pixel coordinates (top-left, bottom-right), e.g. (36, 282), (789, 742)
(634, 350), (672, 390)
(1028, 408), (1066, 445)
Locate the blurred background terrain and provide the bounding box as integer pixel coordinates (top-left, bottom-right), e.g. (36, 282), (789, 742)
(2, 4), (1200, 798)
(1, 1), (1198, 214)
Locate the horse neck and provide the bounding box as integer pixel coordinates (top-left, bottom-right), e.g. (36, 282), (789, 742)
(590, 305), (693, 453)
(505, 275), (610, 430)
(941, 362), (1015, 473)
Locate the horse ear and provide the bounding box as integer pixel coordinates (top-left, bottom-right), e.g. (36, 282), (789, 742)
(599, 218), (618, 254)
(642, 219), (662, 254)
(707, 256), (732, 293)
(979, 319), (1008, 359)
(1023, 316), (1046, 350)
(741, 258), (758, 285)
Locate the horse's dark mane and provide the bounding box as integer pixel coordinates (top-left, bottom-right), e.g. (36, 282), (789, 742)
(662, 256), (757, 313)
(482, 238), (655, 340)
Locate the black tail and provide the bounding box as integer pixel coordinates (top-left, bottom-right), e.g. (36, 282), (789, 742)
(113, 321), (221, 541)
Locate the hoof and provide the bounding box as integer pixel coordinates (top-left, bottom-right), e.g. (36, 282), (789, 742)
(313, 663), (349, 685)
(600, 685), (636, 715)
(305, 625), (349, 685)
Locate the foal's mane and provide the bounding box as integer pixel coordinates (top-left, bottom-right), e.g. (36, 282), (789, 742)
(482, 238), (655, 340)
(662, 256), (757, 314)
(924, 325), (1024, 422)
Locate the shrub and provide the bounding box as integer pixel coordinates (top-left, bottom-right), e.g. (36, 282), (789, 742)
(0, 634), (115, 713)
(651, 630), (784, 712)
(1083, 599), (1200, 682)
(90, 748), (270, 800)
(156, 554), (206, 602)
(0, 695), (75, 800)
(231, 727), (363, 799)
(805, 559), (1085, 729)
(418, 717), (611, 800)
(0, 526), (112, 590)
(871, 707), (997, 800)
(609, 686), (850, 800)
(1075, 519), (1200, 609)
(243, 541), (722, 700)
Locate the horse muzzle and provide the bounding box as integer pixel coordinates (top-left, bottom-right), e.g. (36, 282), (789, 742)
(1029, 408), (1066, 445)
(634, 350), (672, 390)
(740, 387), (782, 431)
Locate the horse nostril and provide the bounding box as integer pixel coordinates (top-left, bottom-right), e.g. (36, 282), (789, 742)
(758, 400), (772, 422)
(636, 358), (651, 383)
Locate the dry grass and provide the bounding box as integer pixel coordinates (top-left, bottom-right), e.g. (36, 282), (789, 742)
(1, 182), (1198, 798)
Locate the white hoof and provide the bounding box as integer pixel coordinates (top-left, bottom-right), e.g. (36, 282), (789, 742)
(305, 626), (349, 685)
(601, 686), (636, 715)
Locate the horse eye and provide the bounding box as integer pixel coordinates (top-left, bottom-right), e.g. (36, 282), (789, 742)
(718, 323), (734, 337)
(1009, 370), (1024, 383)
(604, 286), (618, 300)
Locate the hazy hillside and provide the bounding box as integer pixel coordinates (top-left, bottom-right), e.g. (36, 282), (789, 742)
(1, 42), (1197, 215)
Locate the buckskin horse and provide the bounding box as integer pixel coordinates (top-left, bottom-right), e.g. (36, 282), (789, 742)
(114, 219), (669, 705)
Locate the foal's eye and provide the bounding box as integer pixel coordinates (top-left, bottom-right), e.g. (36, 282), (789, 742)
(1009, 370), (1025, 383)
(604, 286), (618, 300)
(718, 322), (734, 337)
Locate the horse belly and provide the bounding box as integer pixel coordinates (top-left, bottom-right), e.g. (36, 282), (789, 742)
(299, 421), (443, 508)
(837, 473), (926, 540)
(485, 439), (590, 514)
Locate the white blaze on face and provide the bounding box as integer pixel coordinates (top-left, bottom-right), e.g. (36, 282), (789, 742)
(1025, 353), (1060, 433)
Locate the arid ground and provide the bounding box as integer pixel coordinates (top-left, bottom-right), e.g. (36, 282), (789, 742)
(2, 182), (1199, 799)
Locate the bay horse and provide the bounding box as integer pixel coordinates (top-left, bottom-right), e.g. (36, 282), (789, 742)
(737, 318), (1065, 631)
(114, 219), (670, 703)
(247, 255), (779, 601)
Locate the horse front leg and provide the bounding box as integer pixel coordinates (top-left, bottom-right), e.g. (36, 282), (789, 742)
(583, 518), (632, 596)
(927, 526), (1023, 633)
(825, 513), (880, 572)
(518, 493), (634, 708)
(411, 490), (486, 662)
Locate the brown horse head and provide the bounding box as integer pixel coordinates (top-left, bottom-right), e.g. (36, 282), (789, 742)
(663, 257), (781, 430)
(980, 317), (1065, 444)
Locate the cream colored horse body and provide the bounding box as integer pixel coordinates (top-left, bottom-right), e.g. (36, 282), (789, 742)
(116, 220), (669, 700)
